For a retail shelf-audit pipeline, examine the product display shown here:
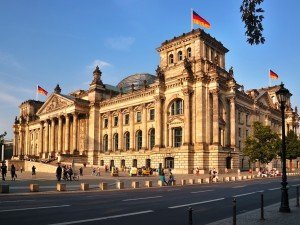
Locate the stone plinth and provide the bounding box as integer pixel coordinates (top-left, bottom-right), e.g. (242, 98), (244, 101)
(145, 181), (152, 187)
(204, 178), (210, 183)
(117, 181), (124, 189)
(225, 177), (230, 182)
(230, 177), (236, 181)
(197, 179), (203, 184)
(29, 184), (39, 192)
(131, 181), (139, 189)
(80, 183), (89, 191)
(189, 179), (195, 184)
(100, 182), (108, 190)
(181, 180), (186, 185)
(56, 183), (66, 191)
(0, 184), (9, 193)
(158, 180), (163, 187)
(171, 180), (176, 186)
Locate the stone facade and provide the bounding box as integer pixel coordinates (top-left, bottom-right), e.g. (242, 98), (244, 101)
(12, 29), (299, 174)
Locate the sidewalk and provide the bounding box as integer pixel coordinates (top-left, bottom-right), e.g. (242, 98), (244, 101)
(206, 198), (300, 225)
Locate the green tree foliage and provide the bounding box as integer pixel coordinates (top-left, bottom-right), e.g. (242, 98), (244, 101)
(240, 0), (265, 45)
(285, 130), (300, 160)
(244, 122), (280, 164)
(0, 131), (7, 145)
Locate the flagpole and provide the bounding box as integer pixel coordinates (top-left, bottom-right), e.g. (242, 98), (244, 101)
(36, 85), (38, 101)
(268, 69), (271, 87)
(191, 8), (193, 31)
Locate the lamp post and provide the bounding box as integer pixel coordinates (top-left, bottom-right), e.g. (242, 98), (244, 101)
(276, 83), (292, 213)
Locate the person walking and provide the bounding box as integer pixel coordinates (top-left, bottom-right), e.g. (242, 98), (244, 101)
(168, 172), (175, 186)
(56, 164), (62, 181)
(32, 165), (36, 176)
(20, 166), (23, 173)
(11, 164), (16, 181)
(79, 167), (83, 176)
(68, 166), (73, 181)
(1, 163), (7, 181)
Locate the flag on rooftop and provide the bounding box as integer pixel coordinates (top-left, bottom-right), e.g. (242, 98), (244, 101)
(269, 69), (279, 80)
(192, 10), (211, 29)
(37, 85), (48, 96)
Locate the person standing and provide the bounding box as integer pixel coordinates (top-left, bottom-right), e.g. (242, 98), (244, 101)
(1, 163), (7, 181)
(20, 166), (23, 173)
(32, 165), (36, 176)
(56, 164), (62, 181)
(11, 164), (16, 181)
(79, 167), (83, 176)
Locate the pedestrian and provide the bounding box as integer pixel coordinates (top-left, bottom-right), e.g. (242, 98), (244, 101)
(96, 167), (101, 176)
(32, 165), (36, 176)
(1, 163), (7, 181)
(63, 165), (68, 181)
(79, 167), (83, 176)
(68, 166), (73, 181)
(168, 172), (175, 186)
(160, 171), (168, 186)
(11, 164), (17, 181)
(105, 165), (108, 173)
(56, 164), (62, 181)
(20, 166), (23, 173)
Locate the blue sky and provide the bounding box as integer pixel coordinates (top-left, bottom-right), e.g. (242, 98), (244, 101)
(1, 0), (299, 139)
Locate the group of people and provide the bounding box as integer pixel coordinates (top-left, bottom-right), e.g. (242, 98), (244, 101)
(56, 164), (76, 181)
(159, 168), (175, 186)
(258, 168), (280, 178)
(209, 168), (219, 182)
(1, 163), (18, 181)
(91, 167), (101, 176)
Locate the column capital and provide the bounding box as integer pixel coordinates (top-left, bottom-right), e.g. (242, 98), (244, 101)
(154, 95), (165, 102)
(229, 96), (236, 103)
(210, 89), (220, 96)
(182, 88), (193, 96)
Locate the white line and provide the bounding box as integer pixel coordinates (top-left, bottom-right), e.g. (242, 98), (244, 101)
(168, 198), (225, 209)
(268, 187), (281, 191)
(0, 205), (70, 213)
(122, 196), (163, 202)
(233, 192), (257, 198)
(232, 185), (246, 189)
(190, 190), (213, 194)
(48, 210), (154, 225)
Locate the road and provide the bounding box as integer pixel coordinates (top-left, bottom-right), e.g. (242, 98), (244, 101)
(0, 176), (299, 225)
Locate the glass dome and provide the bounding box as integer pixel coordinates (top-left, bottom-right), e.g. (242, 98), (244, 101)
(117, 73), (156, 92)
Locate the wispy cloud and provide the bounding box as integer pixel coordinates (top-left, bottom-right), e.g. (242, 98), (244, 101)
(0, 82), (32, 95)
(105, 36), (135, 51)
(0, 91), (21, 107)
(0, 51), (24, 70)
(87, 59), (112, 71)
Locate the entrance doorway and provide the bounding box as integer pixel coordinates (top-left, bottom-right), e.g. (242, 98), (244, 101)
(146, 159), (151, 168)
(165, 157), (174, 169)
(132, 159), (137, 167)
(226, 157), (232, 169)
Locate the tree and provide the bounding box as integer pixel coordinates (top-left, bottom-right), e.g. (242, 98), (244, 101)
(240, 0), (265, 45)
(0, 131), (7, 145)
(282, 130), (300, 171)
(244, 122), (280, 165)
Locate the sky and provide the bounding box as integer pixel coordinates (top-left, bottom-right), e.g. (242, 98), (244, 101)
(0, 0), (300, 139)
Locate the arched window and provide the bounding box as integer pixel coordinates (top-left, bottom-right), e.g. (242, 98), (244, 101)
(121, 159), (125, 168)
(133, 159), (138, 167)
(169, 54), (174, 64)
(113, 133), (118, 151)
(187, 47), (192, 58)
(149, 128), (155, 149)
(171, 99), (183, 115)
(124, 132), (130, 151)
(173, 127), (182, 147)
(103, 134), (108, 152)
(177, 51), (183, 61)
(136, 130), (142, 150)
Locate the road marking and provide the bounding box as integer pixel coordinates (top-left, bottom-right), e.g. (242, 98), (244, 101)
(268, 187), (281, 191)
(0, 205), (70, 213)
(232, 185), (246, 189)
(190, 190), (213, 194)
(123, 196), (163, 202)
(48, 210), (154, 225)
(0, 200), (36, 204)
(233, 192), (257, 198)
(168, 198), (225, 209)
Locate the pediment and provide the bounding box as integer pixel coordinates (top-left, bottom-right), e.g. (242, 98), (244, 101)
(37, 94), (74, 115)
(168, 115), (184, 124)
(256, 92), (274, 108)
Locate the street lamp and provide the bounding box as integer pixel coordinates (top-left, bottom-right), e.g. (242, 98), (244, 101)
(276, 82), (292, 213)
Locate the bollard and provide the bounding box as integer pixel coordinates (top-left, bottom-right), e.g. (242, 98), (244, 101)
(188, 207), (193, 225)
(260, 193), (265, 220)
(233, 198), (236, 225)
(296, 186), (299, 207)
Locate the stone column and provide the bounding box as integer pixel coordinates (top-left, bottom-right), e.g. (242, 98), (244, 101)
(212, 89), (219, 145)
(13, 132), (18, 156)
(183, 89), (191, 145)
(25, 125), (29, 155)
(39, 122), (43, 155)
(72, 113), (78, 154)
(65, 115), (70, 153)
(118, 110), (123, 151)
(44, 120), (49, 154)
(88, 103), (100, 164)
(50, 118), (55, 154)
(142, 104), (147, 150)
(130, 107), (134, 150)
(58, 117), (62, 153)
(154, 96), (162, 148)
(230, 97), (236, 148)
(32, 130), (36, 155)
(108, 112), (112, 151)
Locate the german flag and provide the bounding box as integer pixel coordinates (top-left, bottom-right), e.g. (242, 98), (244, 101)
(269, 69), (279, 80)
(37, 85), (48, 96)
(192, 10), (211, 29)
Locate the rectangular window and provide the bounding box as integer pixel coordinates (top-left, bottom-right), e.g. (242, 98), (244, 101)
(174, 127), (182, 147)
(136, 112), (141, 122)
(104, 118), (108, 128)
(124, 114), (129, 125)
(114, 117), (118, 126)
(149, 109), (155, 120)
(205, 45), (209, 59)
(246, 114), (249, 125)
(238, 140), (241, 149)
(238, 128), (241, 137)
